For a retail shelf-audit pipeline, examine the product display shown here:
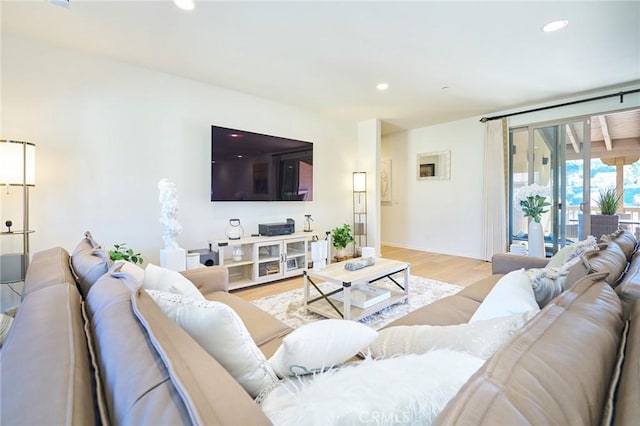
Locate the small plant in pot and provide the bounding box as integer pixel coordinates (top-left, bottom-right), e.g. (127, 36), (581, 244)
(596, 187), (622, 215)
(109, 243), (144, 265)
(331, 224), (354, 261)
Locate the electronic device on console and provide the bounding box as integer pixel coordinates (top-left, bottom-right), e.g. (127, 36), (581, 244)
(258, 218), (295, 236)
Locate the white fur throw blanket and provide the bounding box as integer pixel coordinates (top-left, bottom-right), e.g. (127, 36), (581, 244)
(259, 349), (484, 425)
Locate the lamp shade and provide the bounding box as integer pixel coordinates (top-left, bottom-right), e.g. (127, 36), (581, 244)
(353, 171), (366, 192)
(0, 140), (36, 186)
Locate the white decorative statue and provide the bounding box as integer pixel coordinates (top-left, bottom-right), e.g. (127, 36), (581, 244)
(158, 178), (182, 249)
(158, 178), (186, 271)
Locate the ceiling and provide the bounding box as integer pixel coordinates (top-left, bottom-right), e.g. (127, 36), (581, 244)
(1, 0), (639, 133)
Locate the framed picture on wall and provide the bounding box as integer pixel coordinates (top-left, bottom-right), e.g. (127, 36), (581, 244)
(419, 163), (435, 177)
(381, 159), (392, 203)
(417, 151), (450, 180)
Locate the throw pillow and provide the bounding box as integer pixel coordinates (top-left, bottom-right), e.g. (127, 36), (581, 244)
(143, 263), (204, 300)
(146, 290), (278, 398)
(546, 235), (599, 268)
(469, 269), (539, 322)
(114, 260), (145, 283)
(70, 231), (112, 297)
(524, 265), (569, 307)
(0, 313), (14, 348)
(259, 349), (485, 425)
(269, 319), (377, 378)
(369, 310), (537, 360)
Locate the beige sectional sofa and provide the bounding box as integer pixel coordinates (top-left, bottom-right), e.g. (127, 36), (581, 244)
(1, 229), (639, 425)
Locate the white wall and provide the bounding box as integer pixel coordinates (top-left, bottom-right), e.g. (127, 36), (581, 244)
(0, 35), (358, 263)
(381, 117), (485, 259)
(356, 119), (381, 254)
(381, 83), (640, 260)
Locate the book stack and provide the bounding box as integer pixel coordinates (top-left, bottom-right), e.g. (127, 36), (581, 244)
(509, 242), (528, 256)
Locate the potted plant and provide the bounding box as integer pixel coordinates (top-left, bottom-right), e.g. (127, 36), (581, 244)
(109, 243), (144, 265)
(331, 224), (354, 261)
(514, 184), (551, 257)
(591, 187), (622, 239)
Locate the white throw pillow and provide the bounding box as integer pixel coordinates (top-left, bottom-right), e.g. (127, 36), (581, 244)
(0, 313), (14, 348)
(369, 310), (536, 360)
(469, 269), (539, 322)
(260, 349), (484, 425)
(269, 319), (377, 378)
(115, 260), (145, 283)
(546, 236), (599, 268)
(146, 290), (278, 398)
(143, 263), (204, 300)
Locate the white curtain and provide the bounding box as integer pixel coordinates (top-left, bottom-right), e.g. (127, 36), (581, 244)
(481, 119), (508, 261)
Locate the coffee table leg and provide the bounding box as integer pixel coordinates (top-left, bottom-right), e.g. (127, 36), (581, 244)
(343, 282), (351, 320)
(404, 266), (410, 300)
(303, 271), (309, 311)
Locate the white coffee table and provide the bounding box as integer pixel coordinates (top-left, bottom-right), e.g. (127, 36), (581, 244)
(303, 258), (410, 321)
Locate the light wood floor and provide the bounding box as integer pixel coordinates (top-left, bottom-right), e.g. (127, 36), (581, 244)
(232, 246), (492, 301)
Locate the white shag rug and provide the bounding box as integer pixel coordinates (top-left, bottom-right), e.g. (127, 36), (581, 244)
(251, 276), (463, 330)
(259, 348), (484, 426)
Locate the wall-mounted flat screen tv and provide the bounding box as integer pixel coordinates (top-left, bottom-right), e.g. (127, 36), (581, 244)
(211, 126), (313, 201)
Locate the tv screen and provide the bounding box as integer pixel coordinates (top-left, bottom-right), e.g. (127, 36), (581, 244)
(211, 126), (313, 201)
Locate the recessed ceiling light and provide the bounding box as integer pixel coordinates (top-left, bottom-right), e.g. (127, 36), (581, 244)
(542, 20), (568, 33)
(376, 83), (389, 91)
(174, 0), (195, 11)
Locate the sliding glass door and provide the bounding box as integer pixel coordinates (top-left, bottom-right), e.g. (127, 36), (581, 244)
(509, 118), (590, 255)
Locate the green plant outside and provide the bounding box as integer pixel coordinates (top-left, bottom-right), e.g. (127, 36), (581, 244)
(331, 224), (354, 249)
(596, 188), (622, 215)
(109, 243), (144, 264)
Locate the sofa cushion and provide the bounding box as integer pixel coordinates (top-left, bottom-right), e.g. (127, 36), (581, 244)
(434, 272), (624, 426)
(22, 247), (76, 296)
(601, 228), (637, 260)
(469, 269), (539, 322)
(0, 283), (96, 425)
(616, 251), (640, 320)
(206, 291), (293, 349)
(86, 269), (271, 425)
(132, 283), (272, 425)
(613, 299), (640, 426)
(181, 265), (229, 294)
(71, 231), (111, 297)
(269, 319), (377, 378)
(585, 242), (628, 287)
(369, 311), (536, 360)
(383, 294), (480, 328)
(564, 256), (591, 290)
(86, 271), (194, 424)
(147, 290), (278, 398)
(455, 274), (502, 303)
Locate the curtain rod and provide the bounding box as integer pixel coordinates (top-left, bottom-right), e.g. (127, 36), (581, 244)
(479, 88), (640, 123)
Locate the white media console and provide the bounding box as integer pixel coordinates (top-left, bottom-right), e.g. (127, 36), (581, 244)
(214, 232), (321, 290)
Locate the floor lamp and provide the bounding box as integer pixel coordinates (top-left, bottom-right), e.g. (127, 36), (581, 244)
(0, 140), (36, 282)
(353, 171), (367, 257)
